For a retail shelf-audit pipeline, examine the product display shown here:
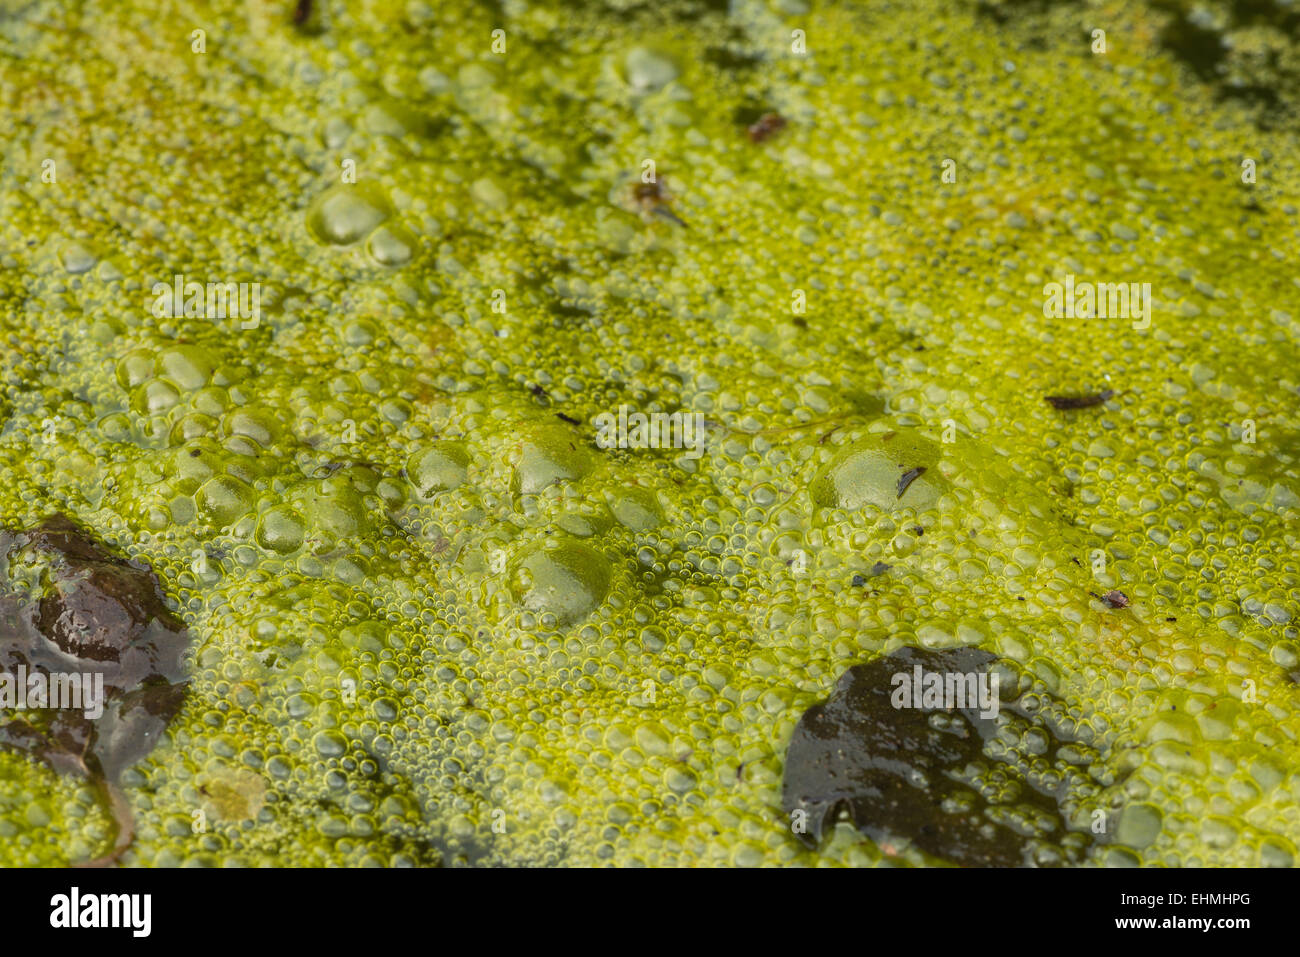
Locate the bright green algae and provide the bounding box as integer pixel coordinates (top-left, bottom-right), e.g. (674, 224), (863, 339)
(1, 0), (1299, 865)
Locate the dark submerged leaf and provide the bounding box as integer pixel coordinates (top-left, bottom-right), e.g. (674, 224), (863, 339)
(782, 646), (1094, 866)
(0, 515), (191, 865)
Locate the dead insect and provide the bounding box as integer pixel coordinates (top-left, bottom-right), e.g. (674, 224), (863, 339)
(897, 466), (926, 499)
(633, 181), (663, 205)
(747, 112), (787, 143)
(555, 412), (580, 425)
(652, 205), (687, 227)
(1103, 589), (1130, 608)
(1045, 389), (1114, 410)
(293, 0), (312, 26)
(632, 179), (688, 228)
(1089, 589), (1130, 609)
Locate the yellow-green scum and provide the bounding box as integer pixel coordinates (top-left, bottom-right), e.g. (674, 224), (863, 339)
(0, 0), (1299, 865)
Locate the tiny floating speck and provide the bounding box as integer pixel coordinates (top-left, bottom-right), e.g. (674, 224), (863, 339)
(897, 466), (926, 498)
(851, 562), (892, 587)
(1090, 588), (1130, 609)
(1045, 389), (1114, 410)
(747, 112), (787, 143)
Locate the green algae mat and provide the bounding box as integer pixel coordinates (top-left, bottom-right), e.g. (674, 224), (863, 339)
(1, 0), (1299, 867)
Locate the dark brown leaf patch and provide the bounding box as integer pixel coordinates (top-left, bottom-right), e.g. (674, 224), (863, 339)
(782, 646), (1098, 866)
(0, 515), (191, 865)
